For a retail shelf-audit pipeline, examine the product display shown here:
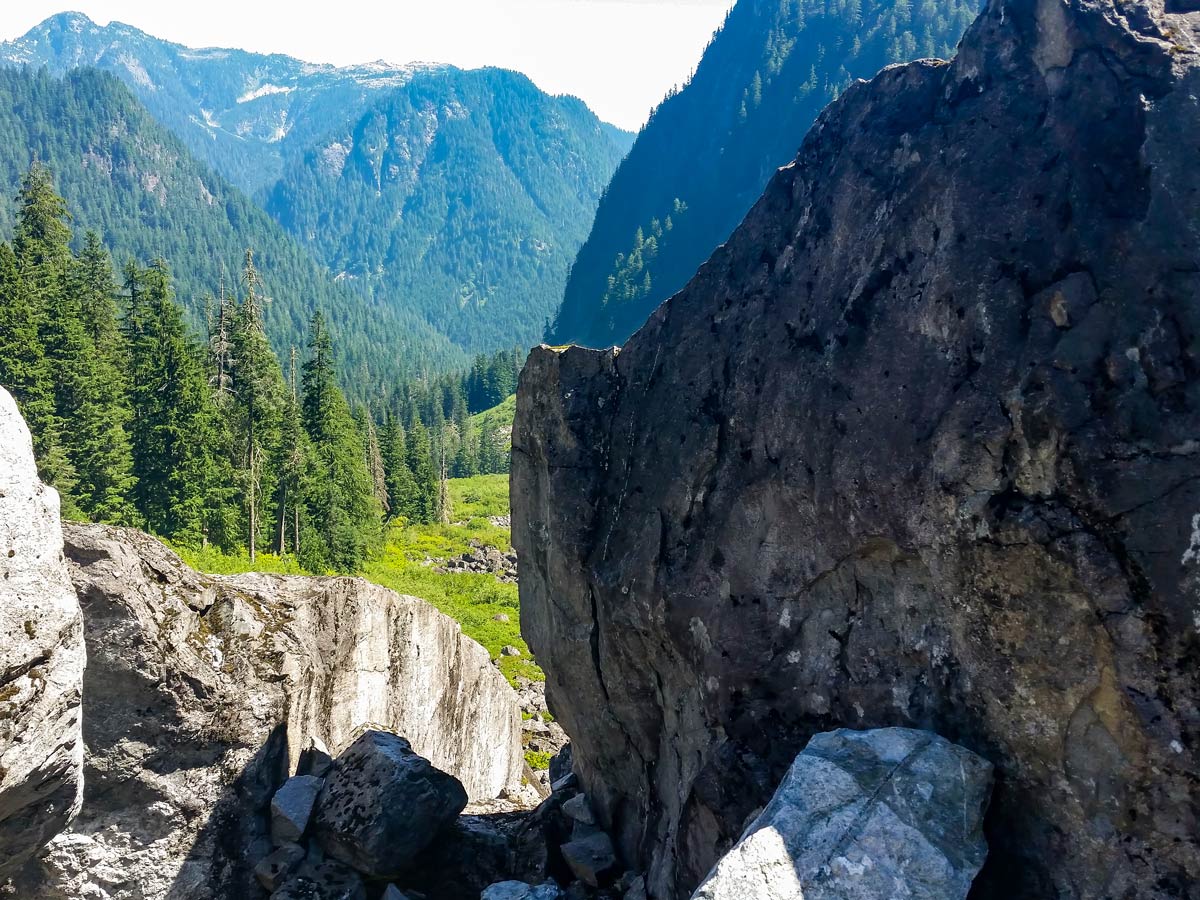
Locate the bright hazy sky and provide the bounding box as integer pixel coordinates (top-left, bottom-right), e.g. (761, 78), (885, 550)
(0, 1), (737, 130)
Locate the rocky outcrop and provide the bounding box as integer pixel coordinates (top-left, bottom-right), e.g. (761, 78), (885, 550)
(0, 388), (85, 877)
(691, 728), (992, 900)
(512, 0), (1200, 897)
(433, 540), (520, 582)
(7, 523), (522, 898)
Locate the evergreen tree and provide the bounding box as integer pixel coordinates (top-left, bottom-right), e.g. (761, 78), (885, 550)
(14, 161), (72, 280)
(0, 242), (54, 461)
(13, 162), (75, 482)
(229, 250), (286, 559)
(272, 346), (309, 556)
(380, 415), (419, 523)
(355, 406), (390, 518)
(405, 418), (438, 525)
(126, 260), (222, 544)
(477, 426), (504, 476)
(300, 311), (379, 570)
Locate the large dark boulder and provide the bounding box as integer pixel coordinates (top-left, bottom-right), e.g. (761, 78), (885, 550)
(314, 731), (467, 879)
(511, 0), (1200, 897)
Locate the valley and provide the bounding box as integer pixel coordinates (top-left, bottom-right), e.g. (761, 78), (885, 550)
(0, 0), (1197, 898)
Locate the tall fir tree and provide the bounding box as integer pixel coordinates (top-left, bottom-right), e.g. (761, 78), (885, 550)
(229, 250), (286, 559)
(0, 242), (54, 461)
(125, 260), (223, 544)
(355, 406), (390, 518)
(380, 415), (419, 523)
(61, 234), (135, 522)
(300, 311), (379, 570)
(404, 417), (438, 525)
(273, 345), (310, 555)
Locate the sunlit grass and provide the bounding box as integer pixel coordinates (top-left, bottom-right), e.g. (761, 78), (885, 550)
(174, 544), (310, 576)
(447, 472), (510, 522)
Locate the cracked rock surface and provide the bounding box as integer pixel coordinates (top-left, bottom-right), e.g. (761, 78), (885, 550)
(0, 387), (84, 878)
(511, 0), (1200, 897)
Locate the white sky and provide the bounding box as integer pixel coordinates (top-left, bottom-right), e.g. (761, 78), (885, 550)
(0, 1), (736, 130)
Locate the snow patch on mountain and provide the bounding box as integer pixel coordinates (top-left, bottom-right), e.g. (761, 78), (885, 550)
(237, 83), (294, 104)
(117, 52), (155, 90)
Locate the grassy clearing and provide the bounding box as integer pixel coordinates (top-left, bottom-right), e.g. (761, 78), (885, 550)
(447, 472), (510, 522)
(174, 544), (311, 576)
(171, 473), (543, 685)
(360, 541), (540, 684)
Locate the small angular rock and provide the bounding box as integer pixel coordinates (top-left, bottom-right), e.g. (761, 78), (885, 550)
(560, 831), (617, 888)
(382, 885), (416, 900)
(560, 794), (595, 825)
(622, 874), (647, 900)
(297, 736), (334, 779)
(271, 775), (324, 845)
(315, 730), (467, 878)
(500, 645), (522, 657)
(255, 843), (306, 891)
(270, 860), (366, 900)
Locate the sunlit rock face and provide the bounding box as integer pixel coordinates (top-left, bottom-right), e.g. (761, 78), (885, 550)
(7, 524), (521, 899)
(512, 0), (1200, 896)
(0, 387), (85, 878)
(691, 728), (992, 900)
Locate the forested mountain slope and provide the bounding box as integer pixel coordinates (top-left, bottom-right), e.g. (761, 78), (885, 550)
(0, 67), (461, 391)
(265, 68), (632, 351)
(551, 0), (979, 348)
(2, 13), (634, 356)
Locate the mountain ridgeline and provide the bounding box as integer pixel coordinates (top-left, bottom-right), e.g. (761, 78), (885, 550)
(0, 12), (632, 382)
(551, 0), (979, 348)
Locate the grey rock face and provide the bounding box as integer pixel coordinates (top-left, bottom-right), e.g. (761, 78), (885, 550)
(511, 0), (1200, 897)
(7, 525), (520, 898)
(314, 730), (467, 879)
(0, 388), (84, 877)
(271, 775), (325, 845)
(691, 728), (991, 900)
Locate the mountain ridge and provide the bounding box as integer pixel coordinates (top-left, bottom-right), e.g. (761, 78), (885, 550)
(0, 11), (633, 195)
(1, 11), (634, 367)
(550, 0), (978, 349)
